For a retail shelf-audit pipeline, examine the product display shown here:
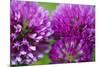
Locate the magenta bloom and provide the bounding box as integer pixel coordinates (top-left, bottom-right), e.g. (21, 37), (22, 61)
(10, 0), (52, 65)
(49, 4), (95, 63)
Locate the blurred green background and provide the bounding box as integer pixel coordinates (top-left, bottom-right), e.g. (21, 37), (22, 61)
(39, 2), (58, 15)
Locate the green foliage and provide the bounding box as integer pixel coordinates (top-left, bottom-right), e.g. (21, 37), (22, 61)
(39, 2), (57, 15)
(92, 49), (95, 61)
(34, 53), (52, 65)
(49, 39), (56, 45)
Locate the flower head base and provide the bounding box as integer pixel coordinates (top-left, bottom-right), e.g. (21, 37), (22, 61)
(50, 4), (95, 63)
(10, 0), (52, 65)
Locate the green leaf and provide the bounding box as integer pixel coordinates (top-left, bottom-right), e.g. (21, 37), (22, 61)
(92, 49), (95, 61)
(34, 53), (51, 65)
(49, 39), (56, 44)
(39, 2), (57, 15)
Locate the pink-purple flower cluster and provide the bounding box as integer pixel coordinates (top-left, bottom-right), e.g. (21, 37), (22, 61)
(10, 0), (95, 65)
(49, 4), (95, 63)
(10, 0), (52, 65)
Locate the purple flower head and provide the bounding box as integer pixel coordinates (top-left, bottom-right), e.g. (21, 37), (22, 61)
(10, 0), (52, 65)
(49, 4), (95, 63)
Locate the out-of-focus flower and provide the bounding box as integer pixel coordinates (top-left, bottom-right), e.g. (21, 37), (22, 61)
(10, 0), (52, 65)
(49, 4), (95, 63)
